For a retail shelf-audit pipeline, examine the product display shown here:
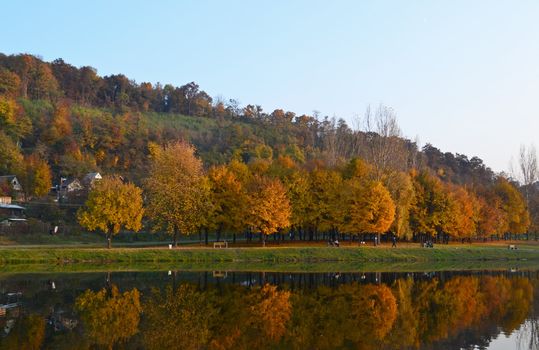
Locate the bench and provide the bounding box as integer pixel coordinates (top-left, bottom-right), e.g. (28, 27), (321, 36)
(508, 244), (517, 250)
(213, 241), (228, 249)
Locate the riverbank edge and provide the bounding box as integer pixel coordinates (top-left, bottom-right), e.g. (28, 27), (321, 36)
(1, 245), (538, 265)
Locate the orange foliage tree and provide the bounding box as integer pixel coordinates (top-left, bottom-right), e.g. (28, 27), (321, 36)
(246, 176), (291, 246)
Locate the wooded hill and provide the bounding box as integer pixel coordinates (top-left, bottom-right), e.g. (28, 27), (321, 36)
(0, 53), (536, 241)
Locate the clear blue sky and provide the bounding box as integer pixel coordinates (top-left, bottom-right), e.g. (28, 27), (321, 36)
(3, 0), (539, 172)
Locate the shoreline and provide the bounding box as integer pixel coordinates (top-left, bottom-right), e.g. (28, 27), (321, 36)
(1, 244), (538, 266)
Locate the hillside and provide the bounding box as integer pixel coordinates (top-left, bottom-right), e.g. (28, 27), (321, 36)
(0, 52), (537, 240)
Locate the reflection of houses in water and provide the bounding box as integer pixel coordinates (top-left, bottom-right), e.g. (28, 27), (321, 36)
(0, 292), (22, 336)
(0, 197), (27, 233)
(0, 197), (26, 222)
(48, 310), (78, 332)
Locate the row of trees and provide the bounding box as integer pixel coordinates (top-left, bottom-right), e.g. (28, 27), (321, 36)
(1, 53), (537, 236)
(3, 274), (534, 349)
(77, 141), (529, 247)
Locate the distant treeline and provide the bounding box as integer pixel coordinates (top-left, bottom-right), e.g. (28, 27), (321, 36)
(0, 53), (537, 237)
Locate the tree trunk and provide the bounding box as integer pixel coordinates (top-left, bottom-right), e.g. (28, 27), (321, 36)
(204, 228), (209, 245)
(107, 233), (112, 249)
(262, 234), (266, 247)
(216, 225), (222, 242)
(173, 227), (179, 248)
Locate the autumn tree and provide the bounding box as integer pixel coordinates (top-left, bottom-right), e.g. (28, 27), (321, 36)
(77, 176), (144, 248)
(0, 67), (20, 97)
(208, 163), (249, 243)
(0, 130), (24, 175)
(384, 171), (415, 239)
(0, 97), (31, 141)
(340, 179), (395, 241)
(282, 168), (312, 240)
(306, 168), (343, 240)
(495, 177), (530, 235)
(75, 285), (142, 349)
(441, 185), (476, 240)
(410, 171), (447, 240)
(475, 191), (508, 238)
(144, 141), (210, 247)
(246, 176), (291, 246)
(19, 154), (52, 199)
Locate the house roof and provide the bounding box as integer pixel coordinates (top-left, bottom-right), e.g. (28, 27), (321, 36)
(0, 175), (18, 181)
(82, 172), (102, 183)
(0, 204), (25, 210)
(63, 178), (82, 186)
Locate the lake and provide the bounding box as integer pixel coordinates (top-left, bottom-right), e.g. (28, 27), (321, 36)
(0, 269), (538, 349)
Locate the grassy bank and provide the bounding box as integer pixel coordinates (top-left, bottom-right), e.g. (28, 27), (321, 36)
(2, 258), (539, 275)
(1, 244), (538, 266)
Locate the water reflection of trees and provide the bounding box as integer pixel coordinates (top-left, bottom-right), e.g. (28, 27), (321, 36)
(74, 284), (141, 349)
(2, 273), (534, 349)
(140, 274), (534, 350)
(0, 314), (45, 350)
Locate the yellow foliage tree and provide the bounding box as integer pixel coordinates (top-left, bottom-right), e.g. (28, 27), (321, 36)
(208, 163), (249, 242)
(77, 176), (144, 248)
(495, 177), (530, 234)
(282, 169), (312, 235)
(0, 130), (24, 175)
(340, 179), (395, 238)
(306, 168), (343, 238)
(144, 141), (210, 246)
(384, 171), (415, 239)
(409, 171), (446, 238)
(20, 154), (52, 199)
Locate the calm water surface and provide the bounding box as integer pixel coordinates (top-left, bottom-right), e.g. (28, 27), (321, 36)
(1, 270), (538, 349)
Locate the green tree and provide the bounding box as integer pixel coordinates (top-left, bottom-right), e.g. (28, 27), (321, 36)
(77, 176), (144, 248)
(144, 141), (210, 246)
